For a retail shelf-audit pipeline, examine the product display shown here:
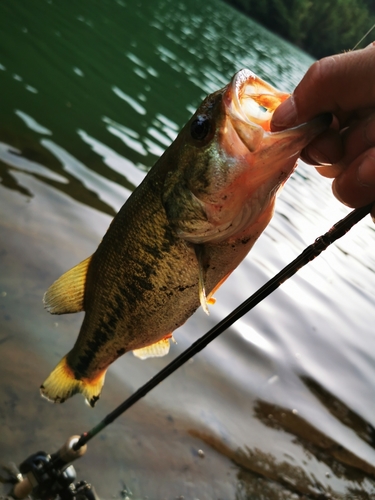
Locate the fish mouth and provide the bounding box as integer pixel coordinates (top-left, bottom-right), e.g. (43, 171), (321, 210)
(227, 68), (290, 132)
(224, 69), (330, 155)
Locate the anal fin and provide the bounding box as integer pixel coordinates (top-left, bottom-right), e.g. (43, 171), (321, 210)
(43, 256), (92, 314)
(133, 335), (172, 360)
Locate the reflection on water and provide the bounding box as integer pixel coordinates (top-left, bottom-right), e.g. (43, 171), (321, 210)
(193, 387), (375, 498)
(302, 377), (375, 449)
(1, 0), (375, 498)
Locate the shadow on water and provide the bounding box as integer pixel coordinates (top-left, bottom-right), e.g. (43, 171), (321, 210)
(0, 134), (128, 216)
(301, 377), (375, 451)
(192, 378), (375, 499)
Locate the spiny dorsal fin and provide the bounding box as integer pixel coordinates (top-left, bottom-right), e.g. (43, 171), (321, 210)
(133, 336), (172, 360)
(43, 256), (92, 314)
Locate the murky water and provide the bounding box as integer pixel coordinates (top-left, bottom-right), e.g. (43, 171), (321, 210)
(1, 1), (375, 499)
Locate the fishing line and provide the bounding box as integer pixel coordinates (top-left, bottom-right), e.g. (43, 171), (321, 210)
(352, 22), (375, 51)
(72, 203), (373, 452)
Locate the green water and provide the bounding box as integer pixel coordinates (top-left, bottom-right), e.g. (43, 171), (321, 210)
(1, 1), (375, 499)
(0, 0), (312, 214)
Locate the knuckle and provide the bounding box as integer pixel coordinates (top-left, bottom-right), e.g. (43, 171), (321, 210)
(306, 56), (337, 86)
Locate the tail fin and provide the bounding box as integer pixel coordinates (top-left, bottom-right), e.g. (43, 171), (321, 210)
(40, 356), (106, 407)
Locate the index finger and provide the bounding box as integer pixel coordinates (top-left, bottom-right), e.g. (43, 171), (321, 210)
(271, 43), (375, 129)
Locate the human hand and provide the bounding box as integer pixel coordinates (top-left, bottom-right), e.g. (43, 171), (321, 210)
(271, 43), (375, 219)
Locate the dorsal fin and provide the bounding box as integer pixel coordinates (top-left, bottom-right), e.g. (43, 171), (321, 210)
(43, 256), (92, 314)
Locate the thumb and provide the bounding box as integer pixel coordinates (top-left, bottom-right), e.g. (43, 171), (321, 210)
(271, 45), (375, 130)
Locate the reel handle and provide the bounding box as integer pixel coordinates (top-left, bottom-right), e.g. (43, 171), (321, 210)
(51, 435), (87, 469)
(10, 478), (32, 500)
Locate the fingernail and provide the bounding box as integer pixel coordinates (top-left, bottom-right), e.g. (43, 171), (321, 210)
(357, 153), (375, 187)
(332, 179), (344, 204)
(304, 145), (332, 166)
(272, 96), (297, 129)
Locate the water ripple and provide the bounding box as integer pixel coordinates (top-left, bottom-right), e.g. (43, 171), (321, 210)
(41, 139), (129, 211)
(15, 110), (52, 135)
(112, 86), (147, 115)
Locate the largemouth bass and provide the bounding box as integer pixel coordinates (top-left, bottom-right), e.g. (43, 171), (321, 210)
(41, 69), (328, 406)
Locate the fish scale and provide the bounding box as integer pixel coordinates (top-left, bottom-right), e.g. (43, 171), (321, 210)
(72, 171), (201, 370)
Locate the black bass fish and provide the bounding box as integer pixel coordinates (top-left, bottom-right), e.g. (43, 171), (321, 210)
(41, 69), (328, 406)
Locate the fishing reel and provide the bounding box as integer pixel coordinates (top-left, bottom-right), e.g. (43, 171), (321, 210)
(1, 436), (99, 500)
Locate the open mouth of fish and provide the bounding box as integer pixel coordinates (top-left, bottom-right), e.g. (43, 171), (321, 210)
(224, 68), (330, 156)
(228, 68), (289, 130)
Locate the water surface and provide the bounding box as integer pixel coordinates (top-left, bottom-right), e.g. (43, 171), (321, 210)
(1, 1), (375, 499)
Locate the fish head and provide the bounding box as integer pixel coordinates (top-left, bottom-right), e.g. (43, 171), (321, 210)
(162, 69), (330, 244)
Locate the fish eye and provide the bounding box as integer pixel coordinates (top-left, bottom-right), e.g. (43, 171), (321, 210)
(190, 115), (211, 141)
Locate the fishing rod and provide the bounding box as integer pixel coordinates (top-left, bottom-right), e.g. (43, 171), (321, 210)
(72, 203), (373, 451)
(1, 203), (373, 500)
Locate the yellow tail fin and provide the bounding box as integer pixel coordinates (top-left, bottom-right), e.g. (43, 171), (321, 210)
(40, 356), (106, 407)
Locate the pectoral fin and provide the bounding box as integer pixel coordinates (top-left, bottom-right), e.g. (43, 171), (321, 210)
(206, 273), (230, 304)
(195, 245), (211, 315)
(197, 251), (231, 313)
(43, 256), (92, 314)
(133, 335), (173, 360)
